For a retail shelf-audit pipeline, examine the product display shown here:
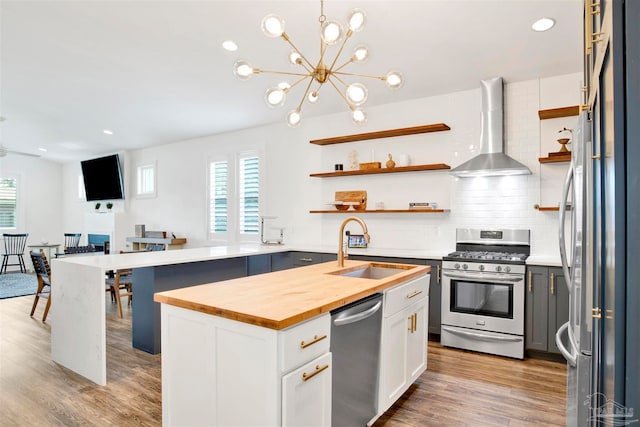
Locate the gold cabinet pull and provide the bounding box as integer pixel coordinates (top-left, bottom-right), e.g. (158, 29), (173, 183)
(592, 307), (602, 319)
(298, 258), (313, 262)
(302, 364), (329, 382)
(528, 270), (533, 293)
(592, 154), (601, 160)
(550, 273), (555, 295)
(300, 334), (327, 349)
(406, 290), (423, 299)
(437, 265), (441, 284)
(407, 313), (417, 333)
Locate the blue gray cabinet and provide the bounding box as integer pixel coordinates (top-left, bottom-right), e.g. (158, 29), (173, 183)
(525, 265), (568, 355)
(291, 251), (335, 267)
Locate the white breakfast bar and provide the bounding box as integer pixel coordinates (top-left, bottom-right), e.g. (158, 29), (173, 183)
(50, 245), (295, 385)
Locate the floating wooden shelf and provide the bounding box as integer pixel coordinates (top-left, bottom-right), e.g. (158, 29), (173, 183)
(310, 209), (450, 214)
(310, 163), (451, 178)
(309, 123), (451, 145)
(539, 153), (572, 163)
(538, 106), (580, 120)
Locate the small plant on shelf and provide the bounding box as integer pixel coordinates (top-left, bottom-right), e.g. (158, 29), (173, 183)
(94, 202), (101, 211)
(106, 202), (113, 211)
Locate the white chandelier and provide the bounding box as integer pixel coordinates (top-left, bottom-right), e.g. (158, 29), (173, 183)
(232, 0), (403, 127)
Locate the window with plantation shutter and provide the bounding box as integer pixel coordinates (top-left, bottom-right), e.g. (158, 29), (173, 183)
(137, 163), (156, 197)
(209, 160), (228, 234)
(0, 178), (17, 229)
(239, 155), (259, 234)
(207, 150), (262, 242)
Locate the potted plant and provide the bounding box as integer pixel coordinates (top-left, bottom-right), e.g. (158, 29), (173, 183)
(106, 202), (113, 211)
(95, 202), (101, 212)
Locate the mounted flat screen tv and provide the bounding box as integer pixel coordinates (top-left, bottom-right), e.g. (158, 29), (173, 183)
(81, 154), (125, 201)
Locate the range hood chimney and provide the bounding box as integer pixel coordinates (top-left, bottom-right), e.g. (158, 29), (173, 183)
(450, 77), (531, 177)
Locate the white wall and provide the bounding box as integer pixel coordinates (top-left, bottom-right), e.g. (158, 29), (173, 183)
(0, 154), (63, 253)
(60, 72), (582, 259)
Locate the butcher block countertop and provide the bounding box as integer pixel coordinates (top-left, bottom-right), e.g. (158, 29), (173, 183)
(154, 259), (430, 330)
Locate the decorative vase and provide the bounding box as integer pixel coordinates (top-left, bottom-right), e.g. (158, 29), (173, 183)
(386, 154), (396, 168)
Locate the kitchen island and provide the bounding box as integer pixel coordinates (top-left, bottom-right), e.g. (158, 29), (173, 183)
(154, 260), (430, 426)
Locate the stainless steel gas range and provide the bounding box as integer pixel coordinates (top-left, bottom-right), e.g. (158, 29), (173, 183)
(440, 228), (530, 359)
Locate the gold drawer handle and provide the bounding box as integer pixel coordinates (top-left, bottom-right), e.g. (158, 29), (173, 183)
(298, 258), (313, 262)
(406, 290), (423, 299)
(550, 273), (555, 295)
(437, 265), (441, 284)
(300, 334), (327, 349)
(302, 364), (329, 382)
(528, 270), (533, 293)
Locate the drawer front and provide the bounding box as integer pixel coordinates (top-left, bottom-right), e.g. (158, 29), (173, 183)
(279, 314), (331, 373)
(384, 274), (429, 317)
(291, 252), (325, 266)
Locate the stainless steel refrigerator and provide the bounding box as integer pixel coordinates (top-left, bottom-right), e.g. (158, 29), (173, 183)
(558, 1), (639, 425)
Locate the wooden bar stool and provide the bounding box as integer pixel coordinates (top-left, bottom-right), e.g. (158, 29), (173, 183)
(105, 269), (133, 318)
(29, 250), (52, 322)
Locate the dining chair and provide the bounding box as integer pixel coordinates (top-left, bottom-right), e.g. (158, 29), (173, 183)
(29, 250), (52, 322)
(1, 233), (29, 274)
(105, 269), (133, 318)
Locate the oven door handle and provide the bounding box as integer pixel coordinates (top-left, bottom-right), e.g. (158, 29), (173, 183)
(442, 326), (523, 342)
(442, 272), (523, 283)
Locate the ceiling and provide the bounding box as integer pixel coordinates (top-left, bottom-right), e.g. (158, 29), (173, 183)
(0, 0), (583, 163)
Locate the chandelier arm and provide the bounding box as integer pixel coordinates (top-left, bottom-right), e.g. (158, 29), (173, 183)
(288, 76), (312, 91)
(332, 58), (355, 74)
(255, 69), (313, 78)
(327, 29), (353, 71)
(281, 33), (316, 70)
(333, 71), (386, 81)
(327, 77), (355, 110)
(330, 73), (349, 88)
(296, 78), (316, 111)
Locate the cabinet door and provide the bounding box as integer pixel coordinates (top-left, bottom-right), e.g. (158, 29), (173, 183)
(247, 254), (271, 276)
(281, 352), (332, 427)
(547, 267), (569, 354)
(426, 260), (441, 335)
(406, 298), (427, 382)
(379, 307), (409, 411)
(291, 251), (324, 267)
(525, 266), (550, 352)
(271, 252), (293, 271)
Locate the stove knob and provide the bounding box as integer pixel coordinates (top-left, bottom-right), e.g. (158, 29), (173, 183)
(462, 264), (468, 270)
(505, 266), (511, 273)
(454, 263), (460, 270)
(495, 265), (502, 272)
(479, 265), (485, 271)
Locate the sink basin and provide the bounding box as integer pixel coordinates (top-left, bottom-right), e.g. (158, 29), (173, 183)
(329, 263), (413, 280)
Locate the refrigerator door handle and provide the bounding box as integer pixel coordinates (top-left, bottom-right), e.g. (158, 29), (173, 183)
(559, 165), (573, 292)
(556, 321), (578, 367)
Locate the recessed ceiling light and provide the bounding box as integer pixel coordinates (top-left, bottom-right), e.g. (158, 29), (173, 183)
(532, 18), (555, 32)
(222, 40), (238, 52)
(103, 129), (113, 135)
(38, 147), (47, 152)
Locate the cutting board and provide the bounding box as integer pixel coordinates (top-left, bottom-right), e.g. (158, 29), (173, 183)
(335, 190), (367, 211)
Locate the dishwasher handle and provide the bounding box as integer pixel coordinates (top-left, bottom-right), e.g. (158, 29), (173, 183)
(333, 301), (382, 327)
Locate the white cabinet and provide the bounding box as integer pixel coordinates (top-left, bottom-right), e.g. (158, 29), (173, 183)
(282, 352), (332, 427)
(378, 274), (429, 415)
(160, 305), (331, 427)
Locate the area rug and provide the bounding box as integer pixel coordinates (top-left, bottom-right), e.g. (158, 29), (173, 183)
(0, 273), (38, 299)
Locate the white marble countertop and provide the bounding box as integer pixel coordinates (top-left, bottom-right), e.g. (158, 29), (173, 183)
(52, 242), (560, 269)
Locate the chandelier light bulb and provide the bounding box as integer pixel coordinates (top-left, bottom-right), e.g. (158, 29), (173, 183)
(385, 71), (404, 89)
(353, 45), (369, 62)
(265, 87), (286, 107)
(278, 81), (291, 90)
(287, 109), (302, 127)
(262, 14), (285, 38)
(321, 20), (343, 45)
(233, 60), (254, 80)
(346, 83), (368, 106)
(288, 51), (302, 65)
(351, 109), (367, 124)
(307, 91), (319, 104)
(348, 9), (366, 32)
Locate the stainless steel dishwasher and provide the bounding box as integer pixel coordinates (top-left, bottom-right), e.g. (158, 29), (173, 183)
(330, 293), (383, 426)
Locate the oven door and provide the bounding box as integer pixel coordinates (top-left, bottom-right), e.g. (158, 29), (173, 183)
(441, 269), (524, 336)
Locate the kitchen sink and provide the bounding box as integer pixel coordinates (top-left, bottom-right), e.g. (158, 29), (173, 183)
(329, 263), (413, 280)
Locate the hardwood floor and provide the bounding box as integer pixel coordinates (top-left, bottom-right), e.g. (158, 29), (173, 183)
(0, 295), (566, 426)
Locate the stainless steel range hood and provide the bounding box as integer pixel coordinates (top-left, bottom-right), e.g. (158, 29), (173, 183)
(450, 77), (531, 177)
